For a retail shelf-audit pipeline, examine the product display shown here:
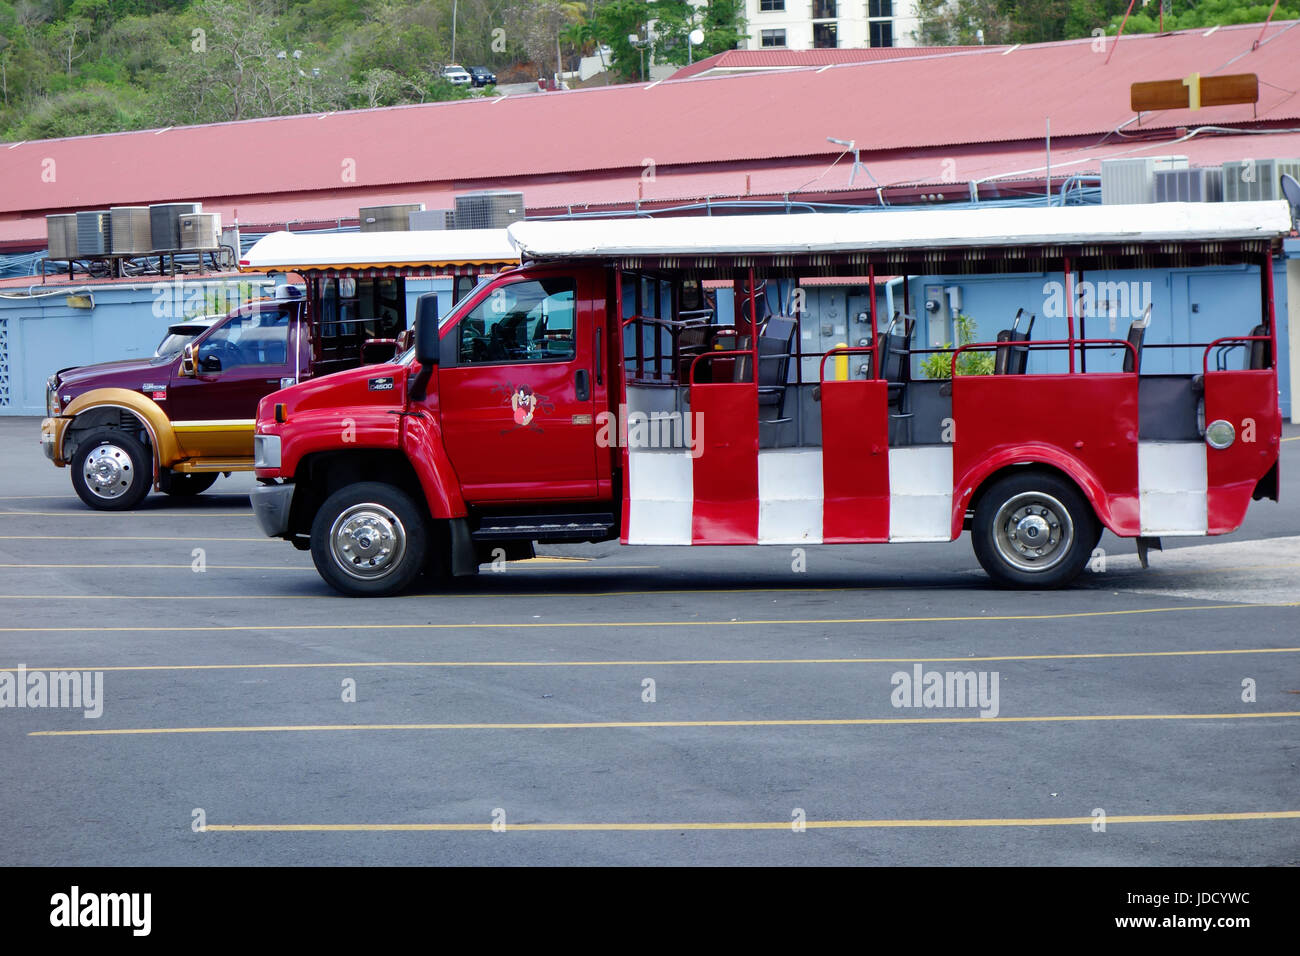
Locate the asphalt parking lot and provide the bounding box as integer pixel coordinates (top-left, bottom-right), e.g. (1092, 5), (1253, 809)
(1, 415), (1297, 866)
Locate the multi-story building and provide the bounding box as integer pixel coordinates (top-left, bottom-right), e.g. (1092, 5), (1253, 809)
(743, 0), (921, 49)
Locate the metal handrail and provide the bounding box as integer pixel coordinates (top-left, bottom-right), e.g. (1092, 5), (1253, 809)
(1203, 335), (1271, 374)
(950, 338), (1139, 377)
(818, 345), (878, 384)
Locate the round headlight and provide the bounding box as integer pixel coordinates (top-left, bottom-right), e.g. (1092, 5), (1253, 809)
(1205, 419), (1235, 450)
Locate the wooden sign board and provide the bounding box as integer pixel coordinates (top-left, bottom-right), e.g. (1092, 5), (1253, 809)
(1131, 73), (1259, 112)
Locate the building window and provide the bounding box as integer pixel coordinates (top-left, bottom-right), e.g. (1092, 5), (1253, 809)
(812, 0), (837, 18)
(760, 29), (787, 47)
(868, 0), (892, 17)
(759, 0), (785, 10)
(869, 21), (893, 47)
(813, 22), (838, 48)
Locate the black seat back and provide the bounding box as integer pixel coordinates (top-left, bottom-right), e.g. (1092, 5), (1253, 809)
(994, 309), (1035, 375)
(1248, 324), (1271, 370)
(1123, 304), (1151, 374)
(875, 313), (913, 382)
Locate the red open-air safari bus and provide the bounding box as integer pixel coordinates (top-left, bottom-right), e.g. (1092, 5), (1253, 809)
(249, 201), (1292, 595)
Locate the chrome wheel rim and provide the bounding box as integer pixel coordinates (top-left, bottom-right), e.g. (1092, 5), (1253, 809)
(82, 443), (135, 500)
(328, 503), (407, 581)
(991, 491), (1074, 573)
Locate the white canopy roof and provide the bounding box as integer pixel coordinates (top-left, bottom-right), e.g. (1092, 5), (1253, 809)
(241, 228), (519, 271)
(507, 202), (1292, 259)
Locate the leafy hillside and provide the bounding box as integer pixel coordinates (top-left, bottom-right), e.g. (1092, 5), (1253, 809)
(0, 0), (1293, 142)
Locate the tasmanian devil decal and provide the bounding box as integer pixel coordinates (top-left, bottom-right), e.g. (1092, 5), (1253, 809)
(491, 382), (554, 435)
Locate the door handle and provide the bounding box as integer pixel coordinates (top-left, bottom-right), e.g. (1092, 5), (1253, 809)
(595, 328), (603, 385)
(575, 369), (590, 402)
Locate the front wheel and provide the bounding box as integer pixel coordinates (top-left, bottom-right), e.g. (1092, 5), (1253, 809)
(310, 482), (428, 596)
(971, 472), (1099, 589)
(70, 428), (152, 511)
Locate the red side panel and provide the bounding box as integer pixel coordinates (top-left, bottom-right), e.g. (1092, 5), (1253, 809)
(1203, 369), (1281, 534)
(951, 374), (1141, 536)
(691, 383), (759, 543)
(821, 380), (891, 543)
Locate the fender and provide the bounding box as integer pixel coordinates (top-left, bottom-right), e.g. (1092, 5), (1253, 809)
(952, 442), (1135, 538)
(59, 388), (183, 473)
(400, 411), (467, 519)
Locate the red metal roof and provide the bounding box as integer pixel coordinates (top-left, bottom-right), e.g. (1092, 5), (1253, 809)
(2, 21), (1298, 249)
(669, 46), (986, 79)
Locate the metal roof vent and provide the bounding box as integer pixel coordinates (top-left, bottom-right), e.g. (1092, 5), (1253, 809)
(150, 202), (202, 252)
(1221, 159), (1300, 202)
(75, 210), (113, 257)
(1101, 156), (1188, 204)
(110, 206), (152, 255)
(359, 204), (425, 232)
(454, 191), (525, 229)
(45, 214), (78, 260)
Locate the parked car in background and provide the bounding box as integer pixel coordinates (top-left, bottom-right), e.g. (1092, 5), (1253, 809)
(469, 66), (496, 87)
(441, 65), (472, 86)
(154, 315), (223, 358)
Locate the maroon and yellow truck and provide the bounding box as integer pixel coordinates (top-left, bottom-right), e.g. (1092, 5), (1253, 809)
(39, 230), (515, 509)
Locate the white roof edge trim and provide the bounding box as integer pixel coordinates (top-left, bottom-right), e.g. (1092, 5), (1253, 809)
(506, 202), (1293, 259)
(241, 227), (519, 269)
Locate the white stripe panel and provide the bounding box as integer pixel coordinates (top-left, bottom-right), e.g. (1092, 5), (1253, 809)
(626, 449), (694, 545)
(758, 449), (824, 544)
(889, 446), (954, 542)
(1138, 442), (1208, 535)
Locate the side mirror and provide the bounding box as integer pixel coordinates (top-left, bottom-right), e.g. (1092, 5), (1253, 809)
(414, 294), (440, 366)
(180, 343), (198, 378)
(409, 293), (440, 403)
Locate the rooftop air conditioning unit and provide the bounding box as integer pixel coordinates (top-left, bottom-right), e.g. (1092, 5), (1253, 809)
(178, 213), (222, 251)
(150, 202), (202, 251)
(359, 203), (425, 232)
(1101, 156), (1188, 204)
(409, 209), (455, 230)
(454, 191), (525, 229)
(45, 214), (78, 260)
(1221, 159), (1300, 202)
(1154, 167), (1223, 203)
(110, 206), (152, 255)
(75, 211), (113, 257)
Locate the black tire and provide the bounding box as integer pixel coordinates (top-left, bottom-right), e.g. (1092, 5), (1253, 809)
(70, 427), (152, 511)
(159, 470), (218, 497)
(971, 471), (1099, 589)
(310, 482), (428, 596)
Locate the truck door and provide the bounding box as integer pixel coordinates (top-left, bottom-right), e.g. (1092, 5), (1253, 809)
(168, 304), (298, 459)
(437, 273), (599, 501)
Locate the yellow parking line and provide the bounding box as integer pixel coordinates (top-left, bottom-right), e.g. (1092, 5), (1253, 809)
(1282, 435), (1299, 442)
(0, 600), (1297, 631)
(29, 711), (1300, 737)
(205, 809), (1300, 832)
(12, 645), (1298, 673)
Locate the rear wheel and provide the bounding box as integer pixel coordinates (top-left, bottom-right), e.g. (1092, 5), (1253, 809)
(159, 470), (218, 497)
(310, 482), (427, 596)
(972, 471), (1098, 589)
(70, 428), (151, 511)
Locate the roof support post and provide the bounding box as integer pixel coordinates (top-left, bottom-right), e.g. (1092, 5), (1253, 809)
(1064, 255), (1076, 373)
